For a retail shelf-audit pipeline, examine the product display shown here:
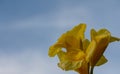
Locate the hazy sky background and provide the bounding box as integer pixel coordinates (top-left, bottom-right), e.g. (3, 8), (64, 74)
(0, 0), (120, 74)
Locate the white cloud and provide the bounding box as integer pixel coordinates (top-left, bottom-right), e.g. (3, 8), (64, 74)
(0, 48), (59, 74)
(0, 47), (79, 74)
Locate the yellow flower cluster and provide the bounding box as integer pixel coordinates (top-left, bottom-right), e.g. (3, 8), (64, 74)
(48, 23), (120, 74)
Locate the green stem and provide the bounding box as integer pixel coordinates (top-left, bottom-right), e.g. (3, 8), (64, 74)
(90, 67), (94, 74)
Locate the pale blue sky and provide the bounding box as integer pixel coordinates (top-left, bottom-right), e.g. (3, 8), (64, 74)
(0, 0), (120, 74)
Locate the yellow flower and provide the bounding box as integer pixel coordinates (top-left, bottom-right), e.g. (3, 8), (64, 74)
(48, 23), (86, 71)
(86, 29), (111, 67)
(48, 23), (120, 74)
(86, 29), (120, 67)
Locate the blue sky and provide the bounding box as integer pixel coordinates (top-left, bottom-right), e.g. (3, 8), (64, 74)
(0, 0), (120, 74)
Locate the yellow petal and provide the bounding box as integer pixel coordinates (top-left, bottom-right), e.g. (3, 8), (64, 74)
(109, 36), (120, 42)
(97, 28), (109, 35)
(57, 50), (81, 71)
(57, 50), (66, 62)
(66, 49), (85, 61)
(95, 55), (108, 66)
(83, 39), (90, 51)
(86, 40), (96, 63)
(90, 29), (97, 40)
(56, 23), (86, 50)
(86, 29), (110, 67)
(57, 49), (85, 71)
(57, 33), (66, 43)
(48, 45), (61, 57)
(58, 60), (83, 71)
(76, 23), (86, 40)
(69, 23), (86, 40)
(65, 35), (80, 50)
(90, 29), (110, 66)
(91, 28), (110, 41)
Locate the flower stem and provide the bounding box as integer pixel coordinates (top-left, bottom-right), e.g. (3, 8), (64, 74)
(90, 67), (94, 74)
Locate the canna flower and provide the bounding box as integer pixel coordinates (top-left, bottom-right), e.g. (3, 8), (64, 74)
(49, 24), (86, 71)
(86, 29), (120, 66)
(48, 23), (120, 74)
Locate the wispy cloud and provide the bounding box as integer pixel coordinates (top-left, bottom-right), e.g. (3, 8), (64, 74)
(0, 48), (63, 74)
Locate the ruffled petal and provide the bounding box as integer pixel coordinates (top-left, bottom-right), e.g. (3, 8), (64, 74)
(48, 45), (61, 57)
(58, 60), (83, 71)
(57, 49), (85, 71)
